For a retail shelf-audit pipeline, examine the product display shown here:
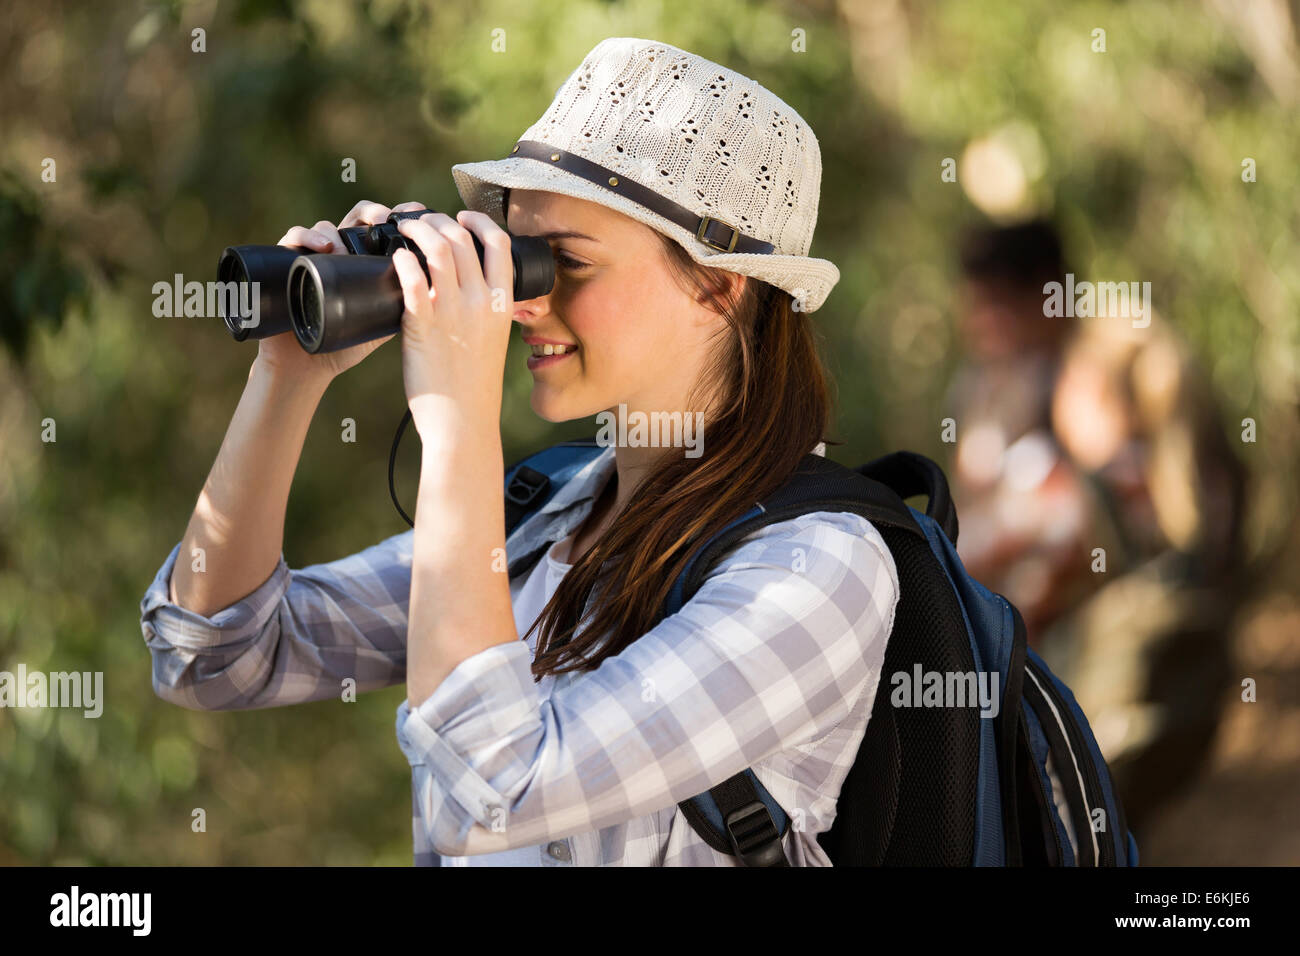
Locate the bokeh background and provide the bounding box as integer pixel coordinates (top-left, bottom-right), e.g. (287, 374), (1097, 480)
(1, 0), (1296, 864)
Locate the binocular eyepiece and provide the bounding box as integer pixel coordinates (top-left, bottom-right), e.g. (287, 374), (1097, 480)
(217, 208), (555, 353)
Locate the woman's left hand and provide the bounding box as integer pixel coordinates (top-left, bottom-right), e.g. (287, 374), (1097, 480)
(391, 209), (515, 437)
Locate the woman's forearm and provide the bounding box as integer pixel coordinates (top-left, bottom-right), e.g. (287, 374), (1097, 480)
(405, 411), (516, 709)
(169, 357), (331, 617)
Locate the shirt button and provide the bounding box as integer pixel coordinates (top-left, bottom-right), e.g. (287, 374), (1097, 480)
(546, 841), (571, 862)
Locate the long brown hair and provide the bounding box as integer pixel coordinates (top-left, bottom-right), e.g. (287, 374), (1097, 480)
(526, 231), (833, 679)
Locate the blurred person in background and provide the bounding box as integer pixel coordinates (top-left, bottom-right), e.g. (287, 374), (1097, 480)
(944, 219), (1248, 836)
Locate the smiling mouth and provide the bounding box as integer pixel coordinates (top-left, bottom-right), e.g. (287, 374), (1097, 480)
(529, 343), (578, 357)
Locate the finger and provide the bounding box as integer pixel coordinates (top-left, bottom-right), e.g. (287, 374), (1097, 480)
(418, 210), (485, 294)
(391, 248), (432, 320)
(391, 201), (427, 213)
(339, 200), (393, 228)
(311, 220), (345, 254)
(455, 210), (514, 303)
(278, 225), (335, 252)
(396, 215), (461, 302)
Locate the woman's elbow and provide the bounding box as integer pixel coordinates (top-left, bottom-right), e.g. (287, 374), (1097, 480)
(148, 657), (226, 711)
(143, 629), (260, 712)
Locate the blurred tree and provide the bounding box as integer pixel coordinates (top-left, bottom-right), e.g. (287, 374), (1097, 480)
(0, 171), (89, 362)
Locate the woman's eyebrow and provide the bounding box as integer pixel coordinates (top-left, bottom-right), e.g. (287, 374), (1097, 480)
(535, 230), (600, 243)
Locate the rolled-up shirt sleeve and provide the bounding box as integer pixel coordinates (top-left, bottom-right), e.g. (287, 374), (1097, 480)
(394, 511), (899, 857)
(141, 531), (414, 710)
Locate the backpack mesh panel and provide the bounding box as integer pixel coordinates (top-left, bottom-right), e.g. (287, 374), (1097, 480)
(817, 525), (980, 865)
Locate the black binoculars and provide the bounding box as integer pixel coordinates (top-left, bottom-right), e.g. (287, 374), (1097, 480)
(217, 209), (556, 353)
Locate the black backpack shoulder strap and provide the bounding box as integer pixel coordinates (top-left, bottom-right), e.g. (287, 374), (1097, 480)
(664, 453), (928, 618)
(669, 452), (935, 866)
(857, 449), (958, 545)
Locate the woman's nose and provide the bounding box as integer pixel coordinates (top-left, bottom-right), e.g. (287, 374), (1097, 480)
(512, 291), (554, 326)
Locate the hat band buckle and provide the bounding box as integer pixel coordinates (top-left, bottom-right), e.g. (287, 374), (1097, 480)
(696, 216), (740, 254)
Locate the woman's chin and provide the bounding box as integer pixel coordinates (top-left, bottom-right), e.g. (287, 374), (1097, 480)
(529, 388), (575, 423)
(530, 385), (603, 424)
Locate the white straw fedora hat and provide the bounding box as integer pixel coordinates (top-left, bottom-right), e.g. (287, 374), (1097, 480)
(451, 37), (840, 313)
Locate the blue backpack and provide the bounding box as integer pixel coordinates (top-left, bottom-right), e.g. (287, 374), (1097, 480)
(492, 438), (1139, 867)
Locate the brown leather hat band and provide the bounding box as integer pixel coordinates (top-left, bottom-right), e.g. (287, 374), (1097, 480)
(503, 140), (776, 256)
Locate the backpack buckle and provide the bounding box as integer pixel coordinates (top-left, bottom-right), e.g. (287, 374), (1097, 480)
(505, 466), (550, 507)
(724, 800), (787, 866)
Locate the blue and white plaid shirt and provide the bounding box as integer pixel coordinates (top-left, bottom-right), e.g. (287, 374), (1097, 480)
(140, 445), (899, 866)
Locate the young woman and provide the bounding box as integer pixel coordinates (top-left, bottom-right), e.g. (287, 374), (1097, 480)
(141, 37), (899, 866)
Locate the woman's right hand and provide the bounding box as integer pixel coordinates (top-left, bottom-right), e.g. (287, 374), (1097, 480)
(254, 199), (429, 383)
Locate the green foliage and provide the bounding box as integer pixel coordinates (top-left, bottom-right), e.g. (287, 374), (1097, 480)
(0, 171), (89, 361)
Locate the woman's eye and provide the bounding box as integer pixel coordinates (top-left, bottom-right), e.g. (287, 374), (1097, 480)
(555, 253), (589, 272)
